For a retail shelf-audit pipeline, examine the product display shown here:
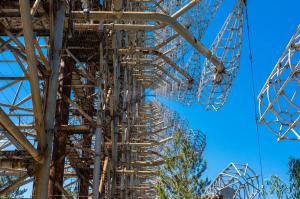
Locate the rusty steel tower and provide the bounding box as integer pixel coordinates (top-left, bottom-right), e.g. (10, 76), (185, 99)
(0, 0), (266, 198)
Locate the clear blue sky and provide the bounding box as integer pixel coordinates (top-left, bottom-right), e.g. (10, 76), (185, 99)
(159, 0), (300, 187)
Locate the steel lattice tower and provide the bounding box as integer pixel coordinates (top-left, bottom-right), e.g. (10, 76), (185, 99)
(0, 0), (261, 198)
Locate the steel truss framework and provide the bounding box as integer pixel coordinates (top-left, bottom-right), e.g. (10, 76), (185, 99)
(0, 0), (250, 198)
(258, 25), (300, 141)
(205, 163), (260, 199)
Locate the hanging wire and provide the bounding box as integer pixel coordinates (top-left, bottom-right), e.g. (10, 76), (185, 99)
(245, 1), (265, 194)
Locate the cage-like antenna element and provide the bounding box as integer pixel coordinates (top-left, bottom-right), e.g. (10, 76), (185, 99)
(205, 163), (260, 199)
(258, 25), (300, 141)
(198, 0), (245, 111)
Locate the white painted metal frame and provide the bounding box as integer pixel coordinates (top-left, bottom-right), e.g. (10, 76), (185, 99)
(258, 25), (300, 141)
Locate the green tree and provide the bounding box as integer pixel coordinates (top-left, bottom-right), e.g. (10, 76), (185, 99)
(265, 176), (290, 199)
(155, 130), (209, 199)
(288, 158), (300, 198)
(264, 157), (300, 199)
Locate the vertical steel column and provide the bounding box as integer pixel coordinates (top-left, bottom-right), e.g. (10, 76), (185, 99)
(110, 0), (123, 195)
(92, 127), (103, 199)
(120, 67), (128, 198)
(103, 38), (111, 198)
(33, 1), (66, 198)
(126, 29), (135, 199)
(111, 29), (121, 198)
(48, 57), (73, 198)
(129, 78), (136, 198)
(92, 42), (104, 199)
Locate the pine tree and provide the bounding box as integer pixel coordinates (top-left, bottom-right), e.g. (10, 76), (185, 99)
(155, 130), (209, 199)
(288, 158), (300, 198)
(265, 175), (290, 199)
(264, 157), (300, 199)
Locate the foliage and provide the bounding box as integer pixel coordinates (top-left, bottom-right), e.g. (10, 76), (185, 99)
(288, 158), (300, 198)
(264, 157), (300, 199)
(0, 176), (27, 199)
(264, 176), (290, 199)
(155, 130), (209, 199)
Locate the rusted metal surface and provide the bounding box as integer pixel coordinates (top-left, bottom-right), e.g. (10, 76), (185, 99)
(0, 0), (250, 198)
